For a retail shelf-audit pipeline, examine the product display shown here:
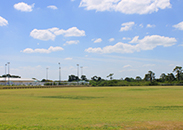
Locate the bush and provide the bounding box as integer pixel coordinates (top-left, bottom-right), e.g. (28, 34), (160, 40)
(148, 81), (159, 86)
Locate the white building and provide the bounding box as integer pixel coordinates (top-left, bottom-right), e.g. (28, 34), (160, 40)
(0, 78), (43, 86)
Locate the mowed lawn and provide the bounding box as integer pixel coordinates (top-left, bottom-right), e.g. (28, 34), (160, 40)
(0, 86), (183, 129)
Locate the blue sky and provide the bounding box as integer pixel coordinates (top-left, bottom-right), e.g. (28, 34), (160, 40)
(1, 0), (183, 80)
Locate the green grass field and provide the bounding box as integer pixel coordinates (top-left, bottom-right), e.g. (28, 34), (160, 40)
(0, 86), (183, 129)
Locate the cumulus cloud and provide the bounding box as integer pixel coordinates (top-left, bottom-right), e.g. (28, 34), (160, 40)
(147, 24), (156, 28)
(47, 5), (58, 10)
(129, 36), (139, 43)
(79, 0), (171, 14)
(14, 2), (34, 12)
(109, 38), (115, 42)
(0, 16), (8, 26)
(30, 27), (85, 41)
(173, 21), (183, 30)
(22, 46), (64, 53)
(64, 40), (79, 46)
(30, 29), (56, 41)
(54, 27), (86, 37)
(93, 38), (102, 43)
(120, 22), (135, 31)
(85, 35), (177, 54)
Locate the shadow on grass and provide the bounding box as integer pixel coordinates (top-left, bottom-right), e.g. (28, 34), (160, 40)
(150, 106), (183, 110)
(41, 95), (103, 100)
(134, 106), (183, 112)
(129, 106), (183, 115)
(126, 88), (170, 91)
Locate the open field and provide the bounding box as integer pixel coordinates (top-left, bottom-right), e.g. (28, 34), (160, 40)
(0, 86), (183, 129)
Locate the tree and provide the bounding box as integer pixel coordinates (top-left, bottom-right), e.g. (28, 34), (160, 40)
(91, 76), (102, 81)
(135, 76), (142, 81)
(2, 74), (21, 78)
(160, 73), (166, 82)
(125, 77), (134, 82)
(68, 75), (79, 82)
(166, 73), (175, 82)
(107, 73), (114, 80)
(173, 66), (183, 81)
(41, 79), (53, 82)
(81, 75), (88, 81)
(144, 71), (155, 83)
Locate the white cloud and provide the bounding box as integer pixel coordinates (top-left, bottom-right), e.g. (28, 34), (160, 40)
(139, 24), (144, 28)
(173, 21), (183, 30)
(129, 36), (139, 43)
(64, 40), (79, 46)
(54, 27), (86, 37)
(123, 65), (132, 68)
(93, 38), (102, 43)
(30, 29), (56, 41)
(64, 57), (73, 60)
(85, 35), (177, 54)
(79, 0), (171, 14)
(14, 2), (34, 12)
(30, 27), (85, 41)
(178, 44), (183, 47)
(120, 22), (135, 31)
(22, 46), (64, 53)
(147, 24), (156, 28)
(109, 38), (115, 42)
(0, 16), (8, 26)
(47, 5), (58, 10)
(123, 37), (131, 40)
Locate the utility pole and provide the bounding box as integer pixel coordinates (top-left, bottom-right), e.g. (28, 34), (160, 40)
(46, 68), (48, 81)
(7, 62), (10, 85)
(77, 64), (79, 83)
(58, 62), (61, 85)
(80, 66), (83, 77)
(5, 64), (7, 85)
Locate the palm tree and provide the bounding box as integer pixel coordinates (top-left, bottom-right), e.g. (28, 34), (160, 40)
(107, 73), (114, 80)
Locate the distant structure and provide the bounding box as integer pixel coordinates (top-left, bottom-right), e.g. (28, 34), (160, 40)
(0, 77), (44, 86)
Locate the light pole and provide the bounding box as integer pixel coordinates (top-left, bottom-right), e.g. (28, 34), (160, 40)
(77, 64), (79, 83)
(46, 68), (48, 81)
(5, 64), (7, 85)
(80, 66), (83, 77)
(58, 62), (61, 85)
(7, 62), (10, 85)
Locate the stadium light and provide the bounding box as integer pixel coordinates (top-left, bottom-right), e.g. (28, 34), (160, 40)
(58, 62), (61, 84)
(77, 64), (79, 83)
(7, 62), (10, 85)
(46, 68), (48, 81)
(5, 64), (7, 85)
(80, 66), (83, 77)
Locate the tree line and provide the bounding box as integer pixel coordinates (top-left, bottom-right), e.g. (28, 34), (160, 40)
(67, 66), (183, 86)
(0, 74), (21, 78)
